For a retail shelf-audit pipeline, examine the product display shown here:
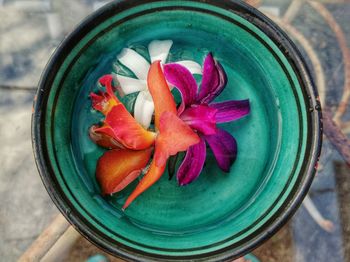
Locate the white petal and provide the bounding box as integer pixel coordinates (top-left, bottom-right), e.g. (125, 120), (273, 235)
(114, 74), (148, 95)
(134, 91), (154, 129)
(148, 40), (173, 64)
(117, 48), (150, 80)
(175, 60), (202, 75)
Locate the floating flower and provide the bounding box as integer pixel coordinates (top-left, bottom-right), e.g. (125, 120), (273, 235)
(122, 61), (200, 209)
(90, 64), (199, 209)
(90, 76), (155, 195)
(89, 49), (251, 209)
(89, 75), (156, 150)
(114, 40), (202, 129)
(163, 53), (250, 185)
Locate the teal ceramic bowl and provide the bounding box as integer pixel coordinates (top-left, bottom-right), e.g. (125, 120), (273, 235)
(32, 1), (322, 261)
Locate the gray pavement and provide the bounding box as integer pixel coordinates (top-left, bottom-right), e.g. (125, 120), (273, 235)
(0, 2), (129, 256)
(0, 89), (58, 260)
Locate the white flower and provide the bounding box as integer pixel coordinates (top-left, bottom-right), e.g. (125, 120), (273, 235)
(113, 40), (202, 129)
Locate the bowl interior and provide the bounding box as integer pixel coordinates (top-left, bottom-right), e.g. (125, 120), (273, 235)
(42, 1), (311, 259)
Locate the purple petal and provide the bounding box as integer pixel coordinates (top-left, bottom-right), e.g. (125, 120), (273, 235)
(180, 104), (218, 135)
(163, 63), (198, 114)
(177, 138), (206, 186)
(197, 53), (228, 104)
(204, 129), (237, 172)
(210, 99), (250, 123)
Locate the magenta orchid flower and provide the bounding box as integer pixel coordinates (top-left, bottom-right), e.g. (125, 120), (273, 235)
(163, 53), (250, 185)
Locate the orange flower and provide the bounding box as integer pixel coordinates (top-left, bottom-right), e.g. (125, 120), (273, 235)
(90, 75), (156, 150)
(90, 63), (199, 209)
(123, 62), (199, 209)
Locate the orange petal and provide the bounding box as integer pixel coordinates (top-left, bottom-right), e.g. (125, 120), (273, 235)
(90, 91), (118, 115)
(90, 75), (120, 115)
(147, 61), (177, 129)
(91, 75), (155, 149)
(96, 148), (152, 195)
(89, 125), (124, 149)
(154, 111), (200, 167)
(103, 104), (156, 150)
(122, 112), (200, 209)
(99, 75), (117, 98)
(123, 157), (166, 210)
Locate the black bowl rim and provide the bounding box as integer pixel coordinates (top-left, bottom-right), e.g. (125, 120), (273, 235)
(32, 0), (322, 261)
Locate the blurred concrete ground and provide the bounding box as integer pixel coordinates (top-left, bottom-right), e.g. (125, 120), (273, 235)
(0, 89), (58, 259)
(0, 0), (349, 261)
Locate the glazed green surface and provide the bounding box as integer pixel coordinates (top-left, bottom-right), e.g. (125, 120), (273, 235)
(45, 1), (307, 257)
